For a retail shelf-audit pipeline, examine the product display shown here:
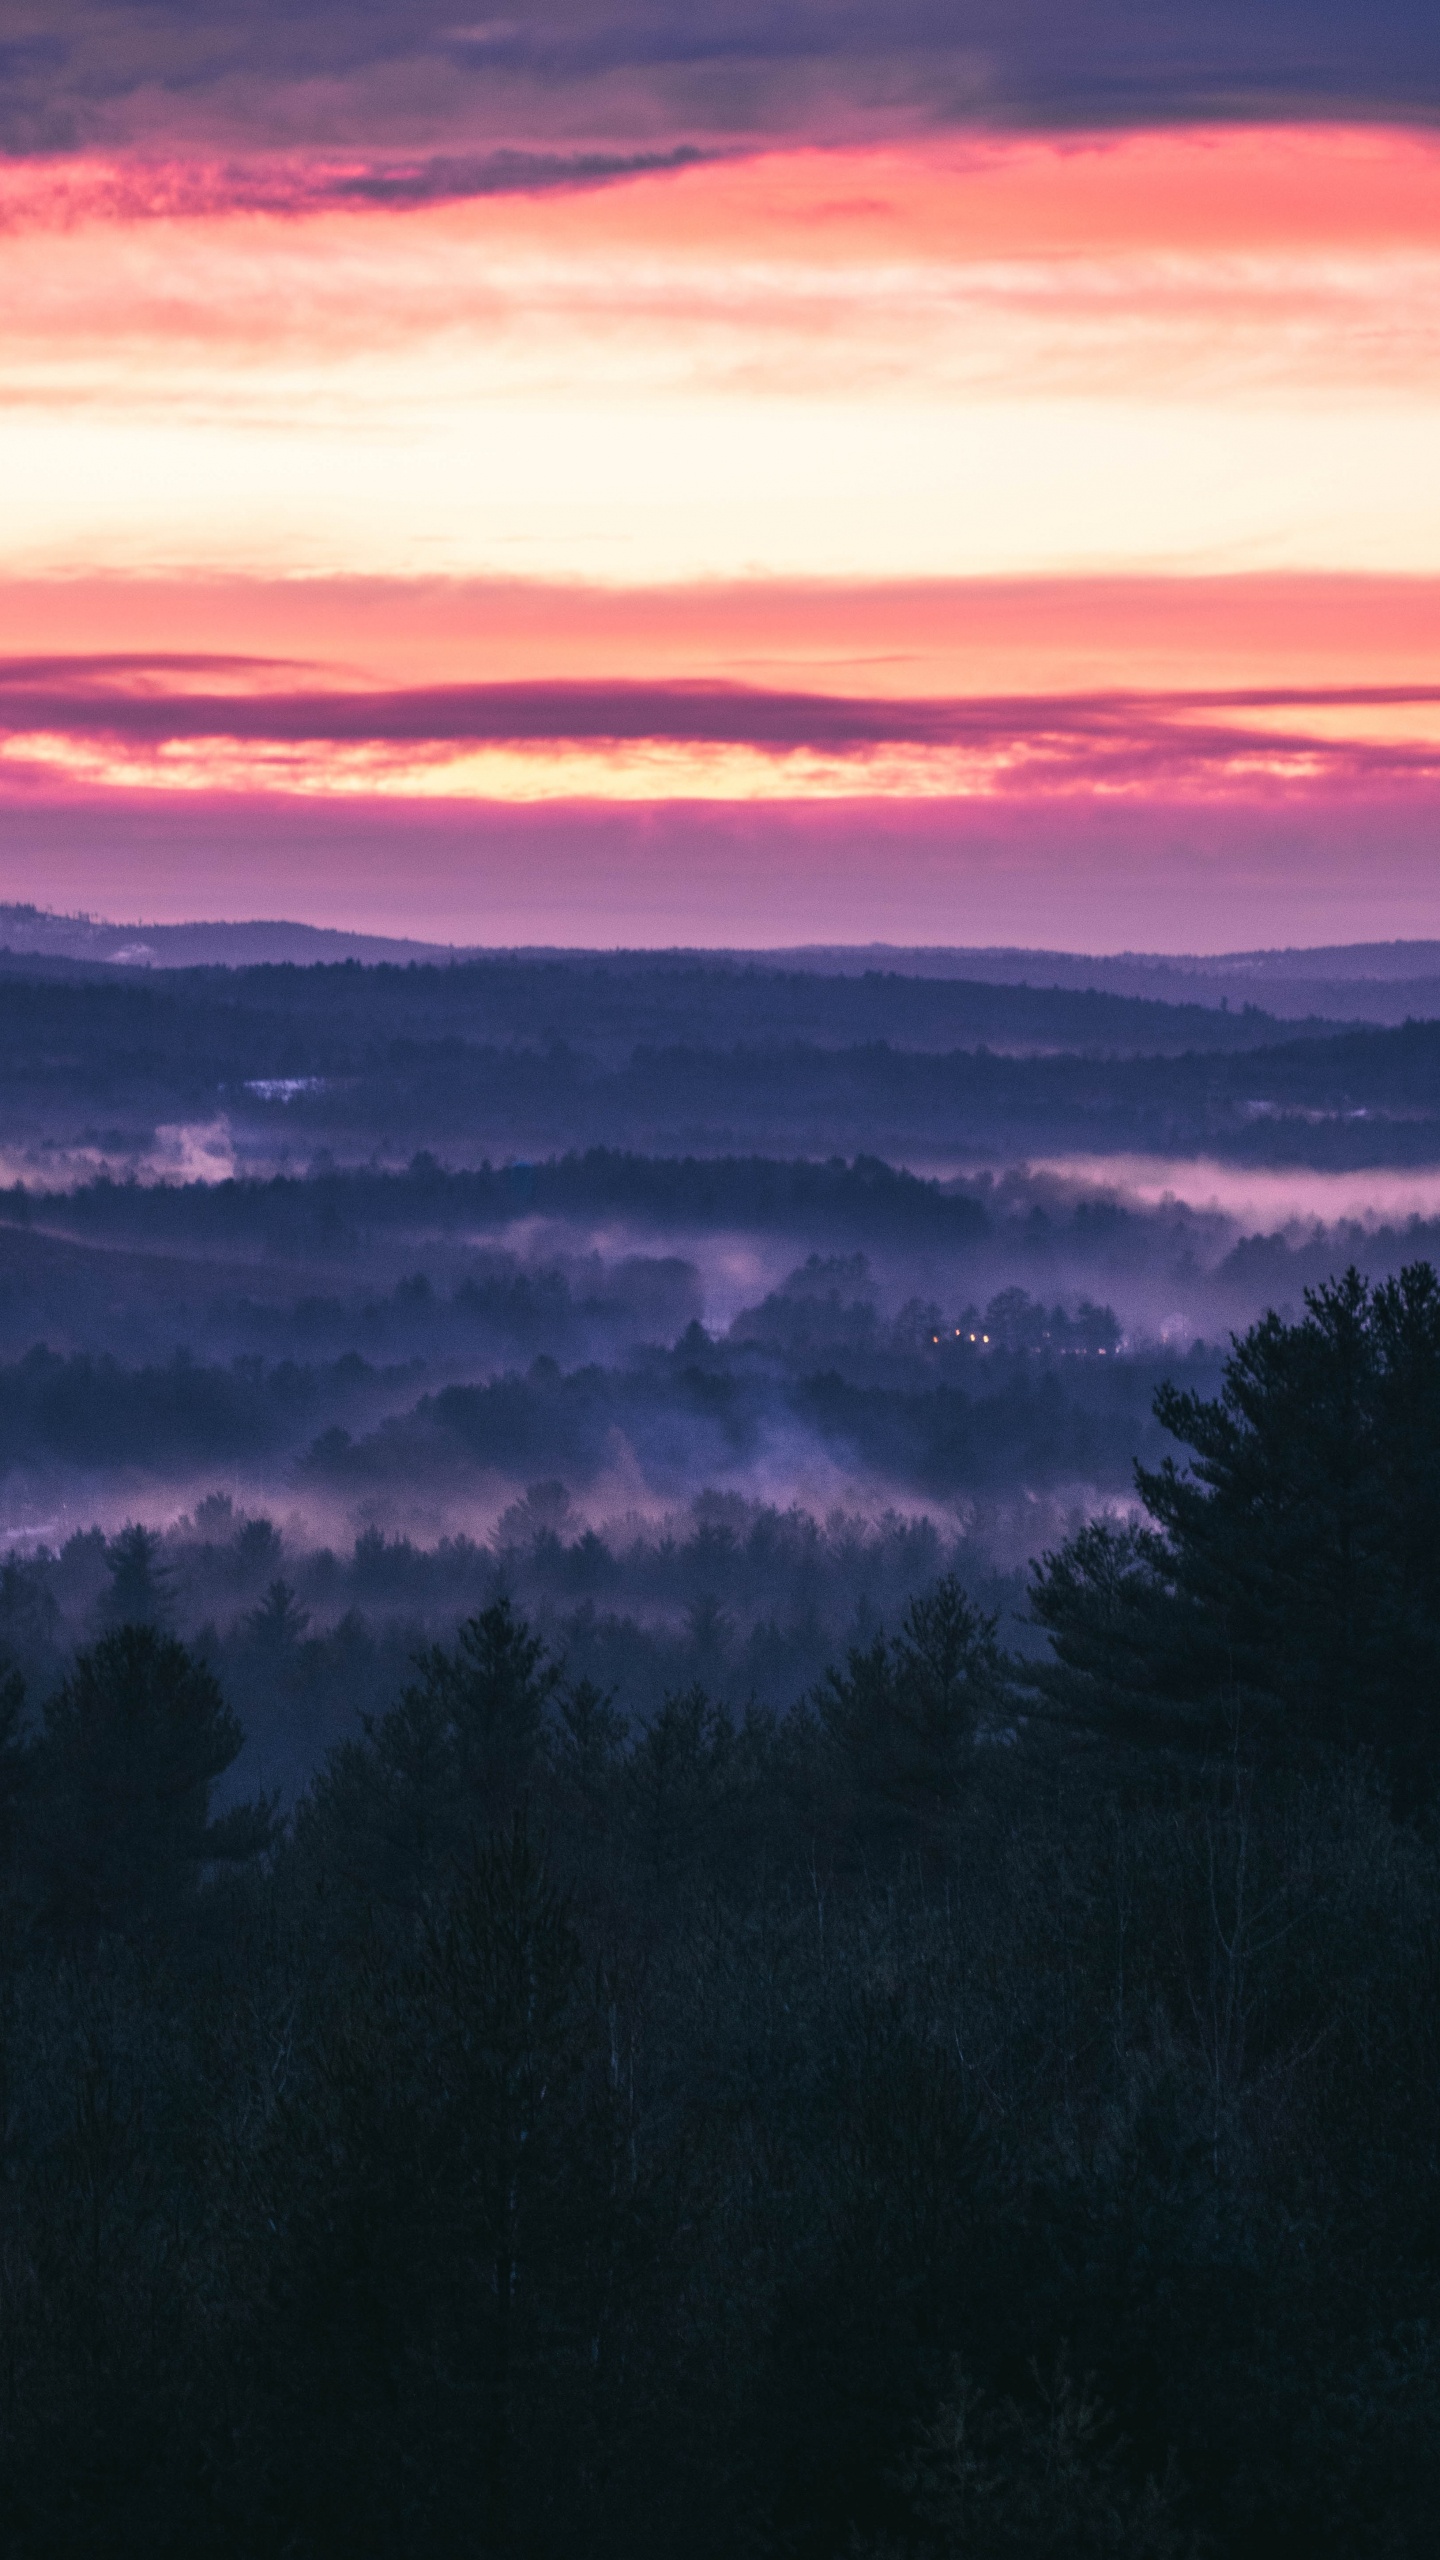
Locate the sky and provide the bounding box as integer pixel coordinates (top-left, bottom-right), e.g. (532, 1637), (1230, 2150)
(1, 3), (1439, 948)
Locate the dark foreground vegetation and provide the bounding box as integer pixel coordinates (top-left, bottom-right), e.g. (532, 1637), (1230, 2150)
(1, 1271), (1438, 2556)
(0, 1498), (1033, 1800)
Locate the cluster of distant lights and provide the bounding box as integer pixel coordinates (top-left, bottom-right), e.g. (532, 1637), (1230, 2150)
(931, 1328), (1110, 1355)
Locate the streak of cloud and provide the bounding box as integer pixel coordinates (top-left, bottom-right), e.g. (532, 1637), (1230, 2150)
(1, 662), (1439, 797)
(0, 145), (719, 226)
(1, 573), (1432, 705)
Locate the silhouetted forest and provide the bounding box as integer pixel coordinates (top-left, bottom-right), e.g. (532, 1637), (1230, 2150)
(1, 947), (1437, 2549)
(4, 944), (1440, 1171)
(0, 1273), (1438, 2554)
(8, 903), (1440, 1021)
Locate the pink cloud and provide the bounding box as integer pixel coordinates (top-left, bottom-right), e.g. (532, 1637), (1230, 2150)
(7, 127), (1440, 251)
(1, 572), (1433, 701)
(1, 659), (1438, 800)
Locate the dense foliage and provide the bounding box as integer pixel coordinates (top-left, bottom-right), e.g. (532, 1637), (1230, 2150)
(1033, 1263), (1440, 1793)
(0, 946), (1435, 1170)
(0, 1275), (1438, 2554)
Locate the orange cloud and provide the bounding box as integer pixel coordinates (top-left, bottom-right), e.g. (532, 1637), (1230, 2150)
(0, 571), (1433, 699)
(2, 654), (1438, 805)
(4, 129), (1440, 588)
(8, 125), (1440, 256)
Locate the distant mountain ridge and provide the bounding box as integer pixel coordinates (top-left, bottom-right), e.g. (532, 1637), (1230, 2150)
(0, 905), (458, 971)
(2, 904), (1439, 1025)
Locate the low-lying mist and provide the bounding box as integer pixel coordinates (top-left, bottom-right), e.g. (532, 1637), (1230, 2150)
(6, 1146), (1440, 1552)
(5, 941), (1440, 1806)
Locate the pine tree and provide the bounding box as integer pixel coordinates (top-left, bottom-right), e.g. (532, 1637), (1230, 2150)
(101, 1523), (174, 1630)
(300, 1599), (560, 1911)
(27, 1626), (271, 1945)
(1030, 1264), (1440, 1780)
(818, 1573), (1008, 1852)
(0, 1656), (27, 1895)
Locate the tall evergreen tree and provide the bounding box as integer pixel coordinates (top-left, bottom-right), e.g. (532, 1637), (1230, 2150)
(1031, 1264), (1440, 1780)
(27, 1626), (271, 1944)
(300, 1599), (560, 1911)
(0, 1655), (27, 1897)
(819, 1573), (1009, 1852)
(100, 1524), (174, 1631)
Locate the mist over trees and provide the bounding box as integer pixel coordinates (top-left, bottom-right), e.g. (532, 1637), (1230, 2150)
(0, 1497), (1031, 1801)
(1, 947), (1438, 2551)
(6, 1129), (1440, 1541)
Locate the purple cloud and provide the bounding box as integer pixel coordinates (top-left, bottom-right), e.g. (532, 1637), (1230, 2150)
(3, 5), (1438, 175)
(2, 659), (1438, 791)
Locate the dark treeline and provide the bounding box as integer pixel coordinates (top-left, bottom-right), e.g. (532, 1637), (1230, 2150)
(2, 1153), (1224, 1520)
(15, 1145), (1440, 1631)
(0, 944), (1335, 1073)
(2, 949), (1437, 1169)
(9, 909), (1440, 1021)
(0, 1342), (419, 1469)
(303, 1318), (1161, 1504)
(6, 1144), (1432, 1281)
(0, 1501), (1032, 1800)
(0, 1269), (1437, 2553)
(0, 1325), (1153, 1485)
(0, 1186), (708, 1367)
(0, 1150), (999, 1254)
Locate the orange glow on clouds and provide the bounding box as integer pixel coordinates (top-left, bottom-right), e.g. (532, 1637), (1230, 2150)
(0, 571), (1435, 811)
(3, 734), (1434, 806)
(1, 570), (1434, 699)
(8, 124), (1440, 260)
(3, 117), (1440, 924)
(4, 668), (1438, 808)
(3, 127), (1440, 590)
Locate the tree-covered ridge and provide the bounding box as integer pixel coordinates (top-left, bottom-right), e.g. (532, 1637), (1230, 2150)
(0, 946), (1341, 1069)
(6, 1146), (1440, 1431)
(1, 949), (1439, 1168)
(0, 1149), (997, 1251)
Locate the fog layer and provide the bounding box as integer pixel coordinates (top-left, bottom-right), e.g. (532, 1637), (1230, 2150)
(2, 939), (1438, 1793)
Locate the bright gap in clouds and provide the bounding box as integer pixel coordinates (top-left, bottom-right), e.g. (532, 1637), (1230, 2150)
(9, 403), (1440, 587)
(3, 129), (1440, 588)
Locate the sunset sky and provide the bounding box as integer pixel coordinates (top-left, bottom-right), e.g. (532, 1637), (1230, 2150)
(3, 3), (1439, 947)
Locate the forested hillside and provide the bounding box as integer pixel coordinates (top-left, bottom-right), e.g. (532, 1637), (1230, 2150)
(4, 950), (1436, 1171)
